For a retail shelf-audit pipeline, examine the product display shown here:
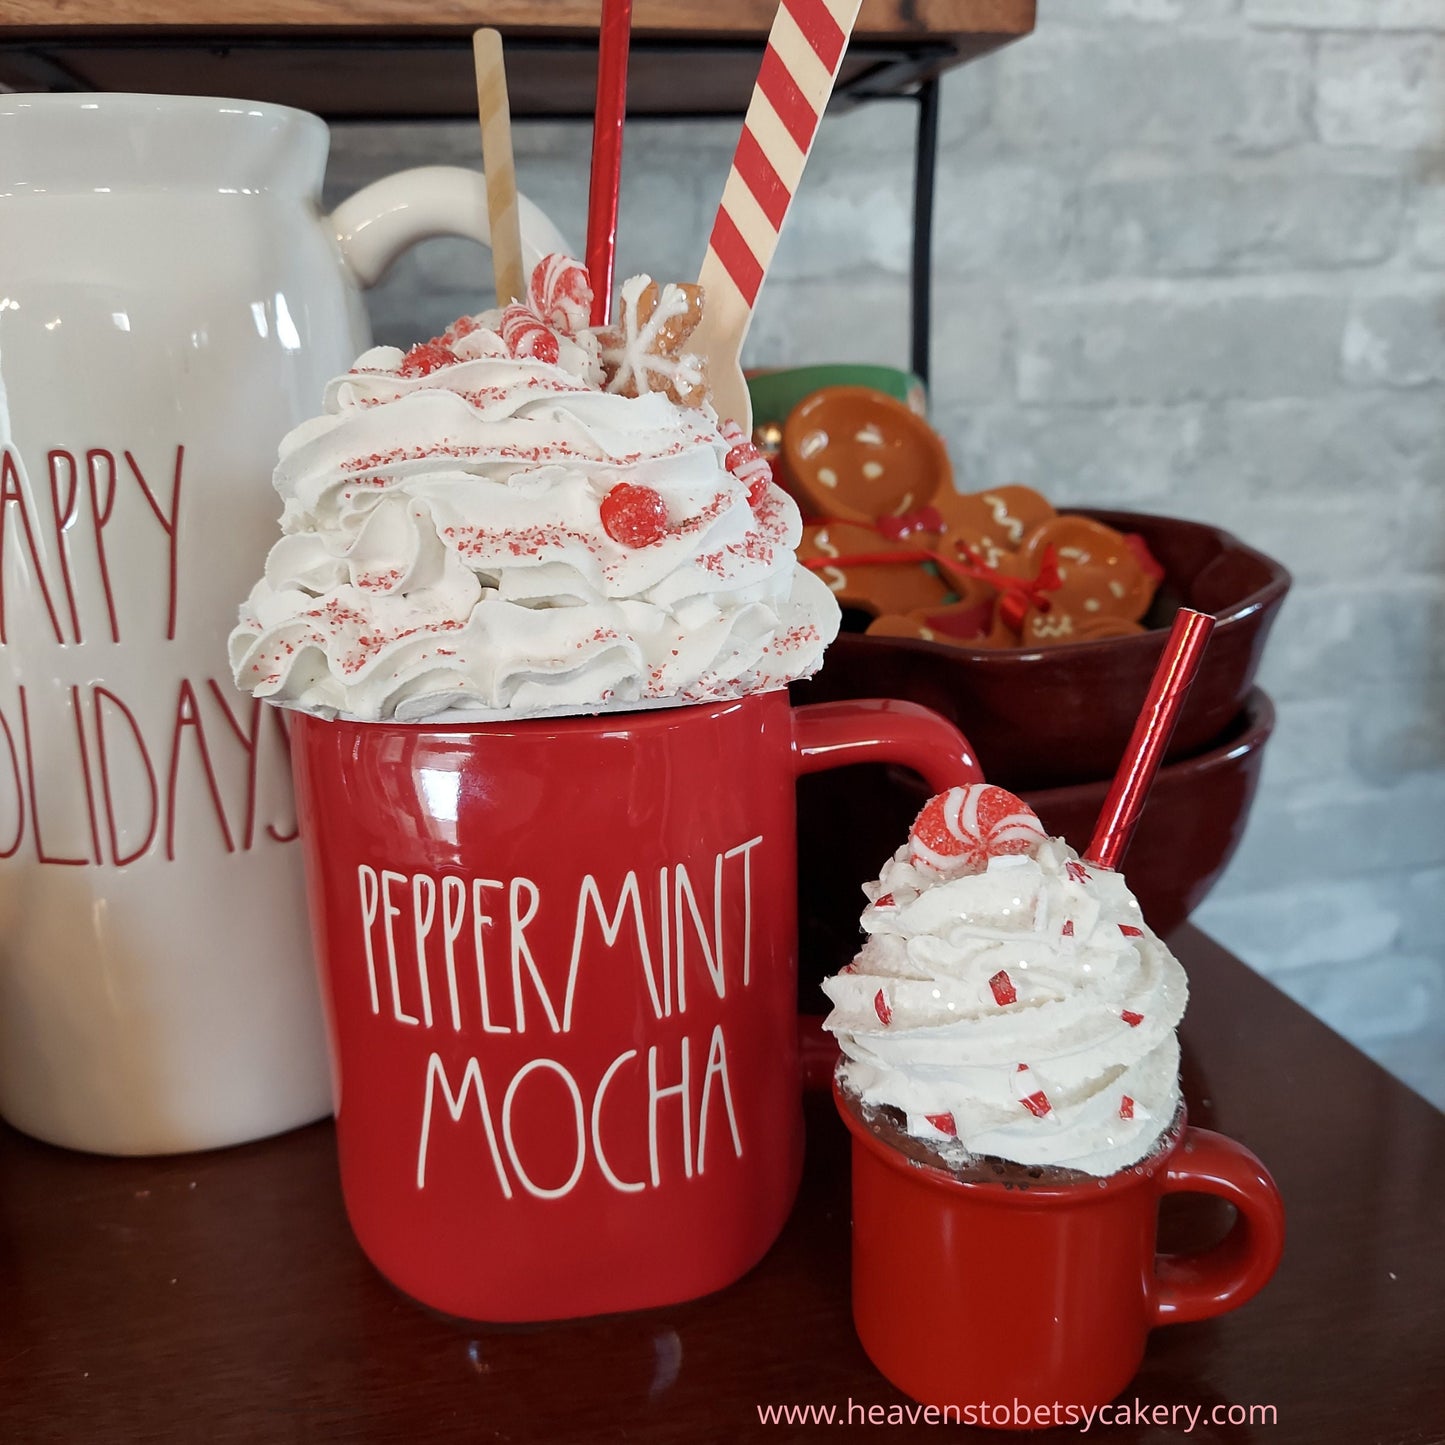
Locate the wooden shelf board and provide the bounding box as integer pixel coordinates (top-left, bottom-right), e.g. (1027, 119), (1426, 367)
(0, 2), (1034, 118)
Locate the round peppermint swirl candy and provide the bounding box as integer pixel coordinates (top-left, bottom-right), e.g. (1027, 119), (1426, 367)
(907, 785), (1047, 876)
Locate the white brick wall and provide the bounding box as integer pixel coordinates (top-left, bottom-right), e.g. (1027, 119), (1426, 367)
(322, 0), (1445, 1108)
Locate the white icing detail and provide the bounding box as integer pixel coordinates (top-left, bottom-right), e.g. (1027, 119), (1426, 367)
(981, 493), (1024, 544)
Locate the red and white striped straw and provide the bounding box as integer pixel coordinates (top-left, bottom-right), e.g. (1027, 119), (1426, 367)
(1084, 609), (1217, 873)
(694, 0), (864, 425)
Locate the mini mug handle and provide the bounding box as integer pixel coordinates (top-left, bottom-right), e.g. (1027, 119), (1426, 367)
(791, 698), (983, 1092)
(1152, 1126), (1286, 1325)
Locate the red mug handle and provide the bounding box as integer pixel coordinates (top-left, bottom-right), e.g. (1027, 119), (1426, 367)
(1152, 1126), (1286, 1325)
(791, 698), (983, 791)
(791, 699), (983, 1091)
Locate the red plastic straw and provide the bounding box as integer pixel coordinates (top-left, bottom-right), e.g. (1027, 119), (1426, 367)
(586, 0), (633, 326)
(1084, 608), (1217, 872)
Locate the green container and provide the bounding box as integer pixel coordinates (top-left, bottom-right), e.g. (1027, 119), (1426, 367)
(746, 364), (927, 431)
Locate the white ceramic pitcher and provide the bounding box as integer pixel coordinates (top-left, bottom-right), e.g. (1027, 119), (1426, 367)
(0, 92), (567, 1154)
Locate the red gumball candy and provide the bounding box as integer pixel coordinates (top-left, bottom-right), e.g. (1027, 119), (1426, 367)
(908, 784), (1046, 875)
(600, 483), (669, 548)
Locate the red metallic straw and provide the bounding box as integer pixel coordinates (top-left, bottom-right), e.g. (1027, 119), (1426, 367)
(586, 0), (633, 326)
(1084, 608), (1217, 872)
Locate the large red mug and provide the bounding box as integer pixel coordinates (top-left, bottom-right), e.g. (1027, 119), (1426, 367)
(290, 690), (980, 1321)
(837, 1085), (1286, 1425)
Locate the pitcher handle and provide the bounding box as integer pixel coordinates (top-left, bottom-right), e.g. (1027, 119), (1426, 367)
(328, 164), (573, 289)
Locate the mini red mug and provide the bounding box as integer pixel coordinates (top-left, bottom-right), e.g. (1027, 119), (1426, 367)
(836, 1083), (1286, 1424)
(290, 690), (980, 1321)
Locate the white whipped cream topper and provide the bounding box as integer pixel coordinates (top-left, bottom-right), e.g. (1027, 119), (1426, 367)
(822, 784), (1188, 1178)
(230, 254), (839, 723)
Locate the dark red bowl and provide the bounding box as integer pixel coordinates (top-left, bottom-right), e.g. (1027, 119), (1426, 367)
(796, 690), (1274, 1005)
(792, 509), (1289, 790)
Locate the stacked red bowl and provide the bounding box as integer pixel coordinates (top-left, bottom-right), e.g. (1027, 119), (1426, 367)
(793, 510), (1289, 996)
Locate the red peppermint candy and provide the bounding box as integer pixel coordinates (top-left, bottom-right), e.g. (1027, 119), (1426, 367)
(499, 304), (561, 365)
(398, 340), (459, 377)
(1121, 1010), (1144, 1028)
(1065, 860), (1090, 885)
(1061, 920), (1075, 938)
(600, 484), (669, 548)
(1119, 924), (1144, 938)
(873, 893), (897, 910)
(527, 253), (593, 334)
(988, 970), (1018, 1006)
(719, 419), (774, 506)
(873, 989), (893, 1026)
(1119, 1095), (1135, 1120)
(1014, 1063), (1052, 1119)
(444, 314), (481, 343)
(925, 1112), (958, 1138)
(908, 785), (1046, 875)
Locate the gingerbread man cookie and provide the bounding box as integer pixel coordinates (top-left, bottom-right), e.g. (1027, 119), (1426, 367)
(932, 485), (1056, 574)
(1019, 516), (1157, 625)
(799, 522), (954, 618)
(781, 386), (952, 526)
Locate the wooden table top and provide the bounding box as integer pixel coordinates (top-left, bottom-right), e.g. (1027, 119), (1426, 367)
(0, 1), (1035, 119)
(1, 924), (1440, 1444)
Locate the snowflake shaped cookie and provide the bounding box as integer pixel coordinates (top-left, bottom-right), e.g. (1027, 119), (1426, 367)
(597, 275), (707, 407)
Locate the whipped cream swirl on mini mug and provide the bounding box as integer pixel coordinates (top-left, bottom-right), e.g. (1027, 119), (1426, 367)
(229, 254), (839, 722)
(822, 785), (1188, 1177)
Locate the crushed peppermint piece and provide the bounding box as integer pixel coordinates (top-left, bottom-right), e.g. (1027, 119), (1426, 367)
(873, 990), (893, 1026)
(1013, 1062), (1052, 1118)
(988, 970), (1018, 1006)
(1020, 1090), (1051, 1119)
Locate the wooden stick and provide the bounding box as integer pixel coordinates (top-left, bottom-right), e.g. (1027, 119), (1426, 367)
(693, 0), (864, 429)
(473, 28), (526, 306)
